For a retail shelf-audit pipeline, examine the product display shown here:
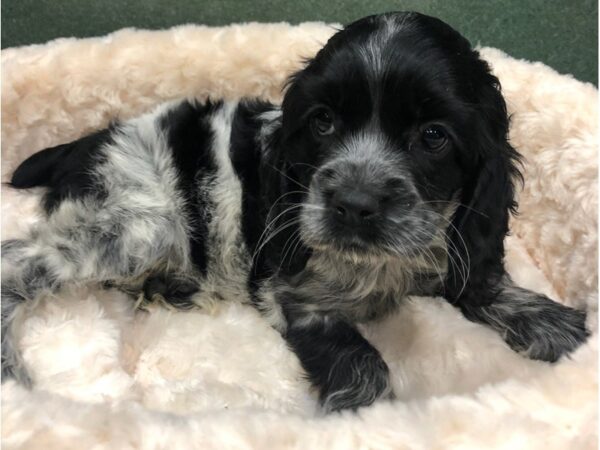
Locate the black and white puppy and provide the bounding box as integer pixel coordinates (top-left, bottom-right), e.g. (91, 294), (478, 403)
(1, 12), (589, 412)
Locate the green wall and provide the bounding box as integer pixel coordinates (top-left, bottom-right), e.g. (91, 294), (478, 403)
(2, 0), (597, 84)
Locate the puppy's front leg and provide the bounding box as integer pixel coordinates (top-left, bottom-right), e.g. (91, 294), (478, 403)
(459, 278), (589, 362)
(283, 313), (392, 412)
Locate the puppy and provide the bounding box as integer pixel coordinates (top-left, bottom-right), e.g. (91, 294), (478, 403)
(1, 12), (589, 412)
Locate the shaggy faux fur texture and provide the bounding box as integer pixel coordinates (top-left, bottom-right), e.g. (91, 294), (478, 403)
(1, 22), (597, 449)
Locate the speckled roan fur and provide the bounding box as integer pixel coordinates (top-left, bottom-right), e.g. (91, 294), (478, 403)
(1, 13), (590, 413)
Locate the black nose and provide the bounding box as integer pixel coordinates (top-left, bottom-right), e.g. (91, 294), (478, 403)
(331, 190), (379, 224)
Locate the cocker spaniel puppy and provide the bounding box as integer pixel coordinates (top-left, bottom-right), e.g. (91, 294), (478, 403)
(2, 12), (589, 412)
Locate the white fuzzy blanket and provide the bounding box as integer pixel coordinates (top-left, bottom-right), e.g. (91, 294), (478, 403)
(1, 23), (598, 449)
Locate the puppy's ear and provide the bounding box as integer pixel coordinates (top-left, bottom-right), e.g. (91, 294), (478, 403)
(444, 73), (522, 306)
(258, 127), (312, 277)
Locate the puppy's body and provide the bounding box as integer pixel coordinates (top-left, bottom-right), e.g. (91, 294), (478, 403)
(2, 12), (588, 412)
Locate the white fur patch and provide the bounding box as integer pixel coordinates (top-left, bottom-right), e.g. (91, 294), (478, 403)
(199, 101), (252, 303)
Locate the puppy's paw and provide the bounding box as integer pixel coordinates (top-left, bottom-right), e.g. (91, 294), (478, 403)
(506, 300), (589, 362)
(320, 351), (393, 413)
(141, 273), (200, 310)
(465, 287), (590, 363)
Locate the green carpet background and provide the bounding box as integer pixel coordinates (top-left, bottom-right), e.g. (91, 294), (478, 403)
(2, 0), (598, 85)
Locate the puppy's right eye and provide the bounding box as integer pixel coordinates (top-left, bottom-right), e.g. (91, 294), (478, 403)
(421, 125), (448, 151)
(311, 109), (335, 136)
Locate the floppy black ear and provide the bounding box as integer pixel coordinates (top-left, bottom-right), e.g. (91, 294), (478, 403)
(256, 128), (313, 277)
(444, 73), (522, 306)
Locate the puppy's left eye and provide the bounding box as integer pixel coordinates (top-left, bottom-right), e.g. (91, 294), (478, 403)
(422, 125), (448, 151)
(311, 109), (335, 136)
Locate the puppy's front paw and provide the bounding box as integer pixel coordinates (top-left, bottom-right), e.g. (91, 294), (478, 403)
(320, 351), (393, 413)
(507, 299), (589, 362)
(464, 288), (589, 363)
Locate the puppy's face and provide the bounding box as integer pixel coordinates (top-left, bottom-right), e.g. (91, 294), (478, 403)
(277, 12), (506, 262)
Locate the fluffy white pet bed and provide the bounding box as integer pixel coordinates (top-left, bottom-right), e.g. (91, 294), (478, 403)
(1, 22), (597, 449)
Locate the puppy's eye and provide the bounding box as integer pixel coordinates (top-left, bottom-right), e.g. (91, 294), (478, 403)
(422, 125), (448, 151)
(311, 109), (335, 136)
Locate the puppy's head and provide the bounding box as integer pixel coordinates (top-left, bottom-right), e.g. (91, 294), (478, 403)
(265, 12), (520, 297)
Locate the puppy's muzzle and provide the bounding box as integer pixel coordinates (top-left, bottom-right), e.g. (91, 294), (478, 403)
(317, 163), (417, 228)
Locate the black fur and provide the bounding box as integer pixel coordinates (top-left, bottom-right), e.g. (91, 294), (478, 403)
(160, 100), (221, 276)
(11, 129), (112, 213)
(142, 272), (200, 310)
(230, 100), (279, 281)
(284, 314), (392, 412)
